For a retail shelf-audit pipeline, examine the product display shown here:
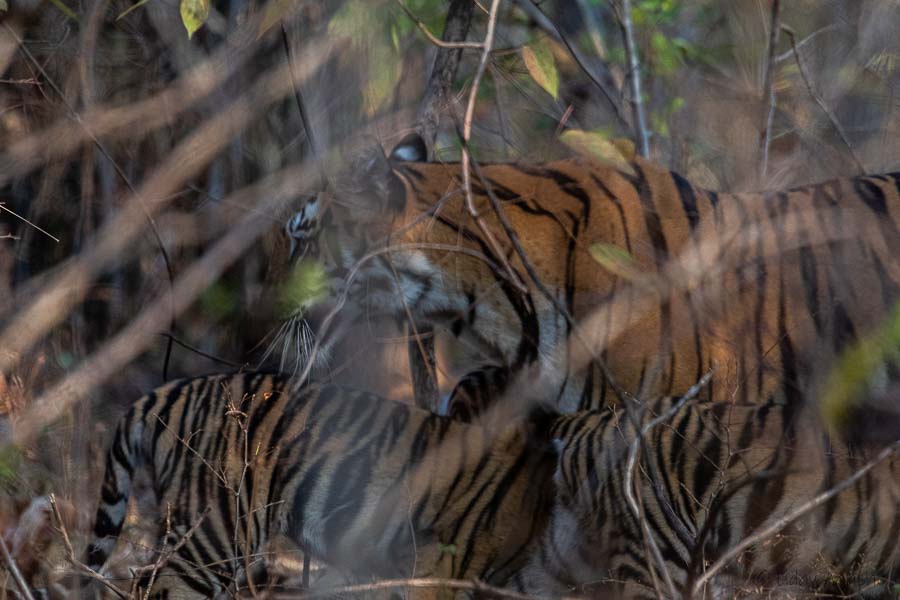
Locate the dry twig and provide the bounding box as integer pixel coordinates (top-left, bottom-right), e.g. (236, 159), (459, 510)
(622, 371), (715, 600)
(0, 533), (34, 600)
(458, 0), (528, 295)
(781, 25), (867, 175)
(691, 439), (900, 597)
(758, 0), (781, 182)
(617, 0), (650, 157)
(48, 494), (128, 600)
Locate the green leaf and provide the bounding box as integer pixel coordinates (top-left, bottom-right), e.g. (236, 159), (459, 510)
(522, 39), (559, 100)
(279, 260), (328, 318)
(391, 24), (400, 51)
(116, 0), (153, 21)
(588, 244), (641, 282)
(438, 543), (458, 556)
(821, 302), (900, 429)
(180, 0), (210, 39)
(201, 282), (238, 320)
(0, 0), (8, 12)
(559, 129), (635, 175)
(47, 0), (78, 20)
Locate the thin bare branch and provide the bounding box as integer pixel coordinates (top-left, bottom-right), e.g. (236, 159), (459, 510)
(774, 24), (838, 63)
(411, 0), (476, 410)
(691, 439), (900, 596)
(48, 494), (129, 600)
(281, 576), (577, 599)
(0, 534), (34, 600)
(281, 24), (329, 191)
(623, 372), (715, 600)
(782, 25), (867, 175)
(160, 332), (247, 369)
(758, 0), (781, 182)
(395, 0), (482, 50)
(617, 0), (650, 157)
(459, 0), (528, 296)
(0, 203), (59, 243)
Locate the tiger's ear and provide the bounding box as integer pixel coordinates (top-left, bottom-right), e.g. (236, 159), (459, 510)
(389, 133), (428, 162)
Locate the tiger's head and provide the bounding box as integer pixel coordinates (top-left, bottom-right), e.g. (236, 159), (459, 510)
(263, 132), (466, 372)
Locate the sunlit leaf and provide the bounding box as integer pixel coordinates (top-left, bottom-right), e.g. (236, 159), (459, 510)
(279, 260), (328, 318)
(588, 244), (642, 282)
(0, 0), (8, 12)
(47, 0), (78, 20)
(180, 0), (210, 39)
(116, 0), (153, 21)
(560, 129), (636, 175)
(522, 40), (559, 99)
(821, 302), (900, 430)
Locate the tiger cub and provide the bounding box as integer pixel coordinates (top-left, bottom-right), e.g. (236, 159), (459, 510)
(516, 395), (900, 598)
(271, 134), (900, 415)
(85, 372), (556, 599)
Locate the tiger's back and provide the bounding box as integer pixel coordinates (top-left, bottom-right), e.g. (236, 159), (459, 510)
(278, 137), (900, 414)
(86, 372), (557, 598)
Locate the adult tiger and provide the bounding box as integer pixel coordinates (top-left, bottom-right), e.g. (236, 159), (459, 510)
(515, 395), (900, 598)
(83, 372), (556, 599)
(274, 134), (900, 415)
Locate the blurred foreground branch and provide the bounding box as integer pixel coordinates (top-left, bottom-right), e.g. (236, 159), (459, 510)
(7, 163), (317, 446)
(0, 35), (336, 376)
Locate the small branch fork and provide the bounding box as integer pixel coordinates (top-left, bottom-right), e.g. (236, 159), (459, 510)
(48, 493), (129, 600)
(781, 25), (867, 175)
